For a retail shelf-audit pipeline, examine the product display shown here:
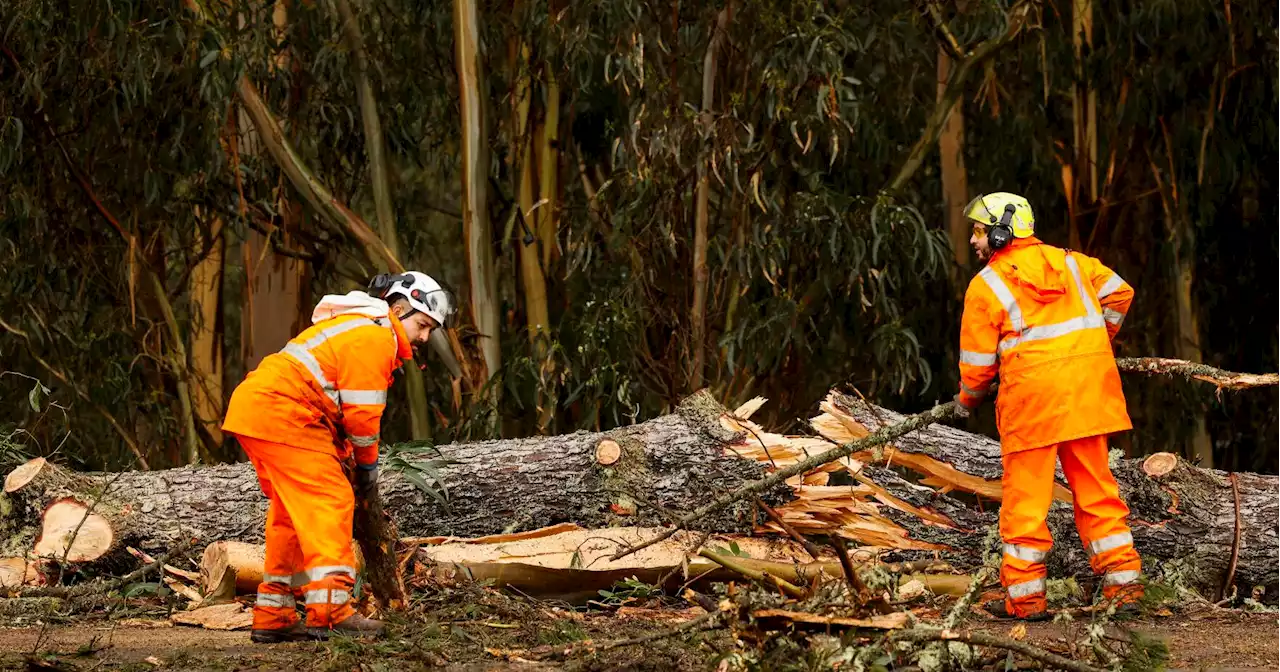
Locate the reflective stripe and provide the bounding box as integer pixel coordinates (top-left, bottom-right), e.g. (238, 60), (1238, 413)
(1006, 577), (1046, 599)
(282, 343), (340, 406)
(304, 565), (356, 582)
(340, 389), (387, 406)
(1003, 543), (1049, 563)
(979, 267), (1024, 333)
(1097, 273), (1125, 299)
(256, 592), (296, 608)
(349, 434), (378, 448)
(1087, 531), (1133, 557)
(959, 350), (998, 367)
(1103, 308), (1125, 327)
(299, 318), (386, 350)
(1064, 255), (1098, 317)
(303, 588), (351, 605)
(262, 573), (293, 585)
(291, 572), (308, 588)
(960, 381), (988, 399)
(998, 314), (1107, 354)
(1103, 569), (1141, 586)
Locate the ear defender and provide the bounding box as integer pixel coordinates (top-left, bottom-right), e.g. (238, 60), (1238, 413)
(988, 204), (1016, 250)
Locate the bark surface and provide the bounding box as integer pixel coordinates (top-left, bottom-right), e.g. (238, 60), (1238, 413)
(1, 392), (784, 559)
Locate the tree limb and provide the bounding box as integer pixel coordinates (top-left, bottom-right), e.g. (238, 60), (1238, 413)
(1116, 357), (1278, 390)
(886, 2), (1032, 194)
(889, 628), (1107, 672)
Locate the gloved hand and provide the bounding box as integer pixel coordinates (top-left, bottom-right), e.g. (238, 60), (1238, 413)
(355, 464), (379, 498)
(952, 394), (972, 419)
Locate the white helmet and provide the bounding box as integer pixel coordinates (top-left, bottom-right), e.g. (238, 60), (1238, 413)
(370, 271), (455, 327)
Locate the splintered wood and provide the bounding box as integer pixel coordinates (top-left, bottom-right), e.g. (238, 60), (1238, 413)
(723, 391), (1021, 551)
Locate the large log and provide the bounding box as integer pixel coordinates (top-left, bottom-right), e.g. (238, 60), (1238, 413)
(0, 391), (788, 565)
(821, 392), (1279, 599)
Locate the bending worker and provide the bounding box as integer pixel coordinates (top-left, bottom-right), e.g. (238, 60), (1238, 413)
(954, 193), (1142, 620)
(222, 272), (453, 642)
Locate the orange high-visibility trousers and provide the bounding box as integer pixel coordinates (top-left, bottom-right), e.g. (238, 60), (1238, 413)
(1000, 435), (1142, 617)
(238, 435), (358, 630)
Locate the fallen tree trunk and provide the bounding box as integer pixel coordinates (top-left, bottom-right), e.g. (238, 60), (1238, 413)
(4, 387), (1274, 600)
(1, 392), (788, 567)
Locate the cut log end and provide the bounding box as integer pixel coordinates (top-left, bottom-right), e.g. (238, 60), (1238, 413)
(200, 541), (266, 596)
(34, 499), (114, 562)
(4, 457), (47, 493)
(1143, 452), (1179, 478)
(595, 439), (622, 466)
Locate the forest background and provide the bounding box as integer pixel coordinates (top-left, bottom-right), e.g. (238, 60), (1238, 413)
(1, 0), (1275, 475)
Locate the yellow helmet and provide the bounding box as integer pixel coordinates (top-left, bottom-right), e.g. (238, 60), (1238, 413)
(964, 192), (1035, 241)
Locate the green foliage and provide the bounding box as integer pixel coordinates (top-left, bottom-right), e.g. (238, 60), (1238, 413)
(596, 576), (661, 605)
(709, 541), (750, 558)
(380, 441), (455, 509)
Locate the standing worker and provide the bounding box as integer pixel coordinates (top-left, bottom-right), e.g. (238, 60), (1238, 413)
(222, 272), (454, 642)
(953, 193), (1142, 620)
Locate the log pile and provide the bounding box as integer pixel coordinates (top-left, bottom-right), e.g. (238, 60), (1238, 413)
(2, 380), (1275, 601)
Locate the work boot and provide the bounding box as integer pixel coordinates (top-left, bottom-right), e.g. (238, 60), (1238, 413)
(251, 622), (312, 644)
(982, 599), (1051, 622)
(307, 613), (386, 640)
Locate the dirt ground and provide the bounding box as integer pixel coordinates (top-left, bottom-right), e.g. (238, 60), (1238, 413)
(1, 605), (1275, 671)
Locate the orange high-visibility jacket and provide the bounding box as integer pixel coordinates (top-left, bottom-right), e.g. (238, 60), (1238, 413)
(957, 238), (1135, 452)
(223, 294), (413, 466)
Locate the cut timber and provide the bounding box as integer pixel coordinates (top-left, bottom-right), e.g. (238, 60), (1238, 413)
(1143, 452), (1178, 477)
(595, 439), (622, 465)
(200, 541), (265, 596)
(34, 499), (114, 563)
(171, 602), (252, 630)
(1, 557), (43, 587)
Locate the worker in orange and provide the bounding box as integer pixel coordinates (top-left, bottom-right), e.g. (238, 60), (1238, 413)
(954, 193), (1142, 620)
(222, 272), (454, 642)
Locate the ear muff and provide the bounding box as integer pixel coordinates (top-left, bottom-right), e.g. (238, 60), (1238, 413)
(367, 273), (414, 297)
(988, 204), (1016, 250)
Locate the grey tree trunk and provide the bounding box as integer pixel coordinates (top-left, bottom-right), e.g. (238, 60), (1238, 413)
(1, 392), (784, 558)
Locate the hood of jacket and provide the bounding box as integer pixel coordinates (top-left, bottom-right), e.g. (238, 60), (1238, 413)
(991, 238), (1068, 304)
(311, 291), (390, 323)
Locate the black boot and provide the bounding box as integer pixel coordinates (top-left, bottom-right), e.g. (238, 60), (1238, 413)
(251, 622), (313, 644)
(983, 599), (1051, 622)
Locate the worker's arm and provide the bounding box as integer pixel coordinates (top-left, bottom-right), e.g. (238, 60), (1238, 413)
(335, 326), (398, 468)
(957, 280), (1001, 409)
(1082, 255), (1134, 340)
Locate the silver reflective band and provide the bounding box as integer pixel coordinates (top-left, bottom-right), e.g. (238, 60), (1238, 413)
(1087, 531), (1133, 557)
(349, 434), (378, 448)
(262, 573), (292, 585)
(282, 343), (340, 406)
(305, 565), (356, 582)
(1103, 569), (1141, 586)
(255, 592), (296, 608)
(1096, 273), (1125, 299)
(960, 350), (998, 367)
(960, 381), (988, 399)
(300, 317), (387, 350)
(998, 314), (1107, 354)
(979, 267), (1024, 333)
(1103, 308), (1125, 327)
(1003, 543), (1048, 563)
(303, 588), (351, 605)
(1006, 577), (1046, 599)
(341, 389), (387, 406)
(1064, 255), (1098, 317)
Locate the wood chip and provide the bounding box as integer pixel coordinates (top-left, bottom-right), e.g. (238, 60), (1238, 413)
(170, 602), (253, 630)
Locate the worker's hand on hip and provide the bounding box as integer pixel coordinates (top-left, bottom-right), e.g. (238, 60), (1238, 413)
(355, 464), (379, 497)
